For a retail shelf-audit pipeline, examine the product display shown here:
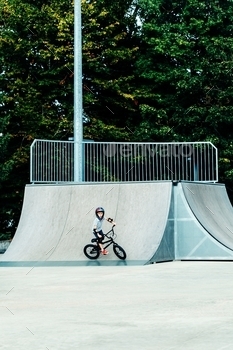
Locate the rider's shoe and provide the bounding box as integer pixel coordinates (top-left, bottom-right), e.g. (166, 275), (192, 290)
(102, 249), (109, 255)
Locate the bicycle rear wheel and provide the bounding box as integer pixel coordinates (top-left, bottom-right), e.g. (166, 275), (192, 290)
(83, 244), (100, 260)
(113, 244), (127, 260)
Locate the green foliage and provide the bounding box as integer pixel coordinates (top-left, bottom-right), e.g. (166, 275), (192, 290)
(0, 0), (140, 238)
(0, 0), (75, 238)
(82, 0), (141, 140)
(136, 0), (233, 134)
(136, 0), (233, 199)
(1, 0), (233, 238)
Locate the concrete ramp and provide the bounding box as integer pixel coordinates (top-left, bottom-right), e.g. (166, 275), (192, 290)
(0, 182), (172, 264)
(173, 182), (233, 260)
(182, 182), (233, 251)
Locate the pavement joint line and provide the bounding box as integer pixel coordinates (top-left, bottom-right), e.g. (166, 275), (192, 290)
(60, 227), (75, 243)
(5, 306), (14, 315)
(6, 287), (14, 295)
(106, 187), (114, 195)
(206, 206), (215, 215)
(186, 186), (194, 194)
(65, 227), (74, 235)
(26, 266), (35, 275)
(46, 247), (55, 255)
(5, 297), (51, 348)
(26, 327), (34, 335)
(86, 207), (94, 215)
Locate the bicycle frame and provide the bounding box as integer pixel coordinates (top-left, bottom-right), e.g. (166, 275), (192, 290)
(93, 226), (117, 249)
(102, 235), (116, 250)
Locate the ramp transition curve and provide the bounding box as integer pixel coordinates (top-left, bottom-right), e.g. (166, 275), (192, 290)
(182, 182), (233, 251)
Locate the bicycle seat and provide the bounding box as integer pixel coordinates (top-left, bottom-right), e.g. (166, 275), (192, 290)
(91, 238), (98, 243)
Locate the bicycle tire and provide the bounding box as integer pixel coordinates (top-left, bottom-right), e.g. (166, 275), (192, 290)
(83, 244), (100, 260)
(113, 244), (127, 260)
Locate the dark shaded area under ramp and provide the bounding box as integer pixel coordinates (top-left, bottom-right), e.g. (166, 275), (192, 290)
(182, 182), (233, 251)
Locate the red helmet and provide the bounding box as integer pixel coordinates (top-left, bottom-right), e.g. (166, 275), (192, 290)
(95, 207), (105, 220)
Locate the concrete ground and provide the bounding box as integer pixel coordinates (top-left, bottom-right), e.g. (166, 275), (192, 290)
(1, 261), (233, 350)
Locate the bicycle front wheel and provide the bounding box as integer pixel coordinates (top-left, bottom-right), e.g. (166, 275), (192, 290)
(83, 244), (100, 260)
(113, 244), (127, 260)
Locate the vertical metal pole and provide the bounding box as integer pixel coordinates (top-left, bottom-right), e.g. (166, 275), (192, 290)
(216, 146), (218, 182)
(74, 0), (83, 182)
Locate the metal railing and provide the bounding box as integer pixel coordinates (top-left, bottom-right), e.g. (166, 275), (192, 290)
(30, 140), (74, 183)
(30, 140), (218, 183)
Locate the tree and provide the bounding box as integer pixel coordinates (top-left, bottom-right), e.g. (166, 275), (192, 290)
(0, 0), (140, 238)
(82, 0), (141, 141)
(0, 0), (74, 238)
(135, 0), (233, 196)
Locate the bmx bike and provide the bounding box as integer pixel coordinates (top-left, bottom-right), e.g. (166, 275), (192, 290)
(83, 225), (127, 260)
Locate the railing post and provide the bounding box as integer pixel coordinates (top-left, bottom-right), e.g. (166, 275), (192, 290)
(30, 140), (37, 183)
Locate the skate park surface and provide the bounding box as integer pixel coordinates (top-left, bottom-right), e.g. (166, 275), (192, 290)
(2, 181), (233, 348)
(1, 261), (233, 350)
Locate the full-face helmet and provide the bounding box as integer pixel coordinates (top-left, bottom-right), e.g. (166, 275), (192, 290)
(95, 207), (105, 220)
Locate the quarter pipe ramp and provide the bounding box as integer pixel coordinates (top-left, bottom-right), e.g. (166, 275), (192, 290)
(0, 182), (172, 265)
(175, 182), (233, 259)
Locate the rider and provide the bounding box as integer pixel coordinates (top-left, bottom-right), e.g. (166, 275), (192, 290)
(92, 207), (116, 255)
